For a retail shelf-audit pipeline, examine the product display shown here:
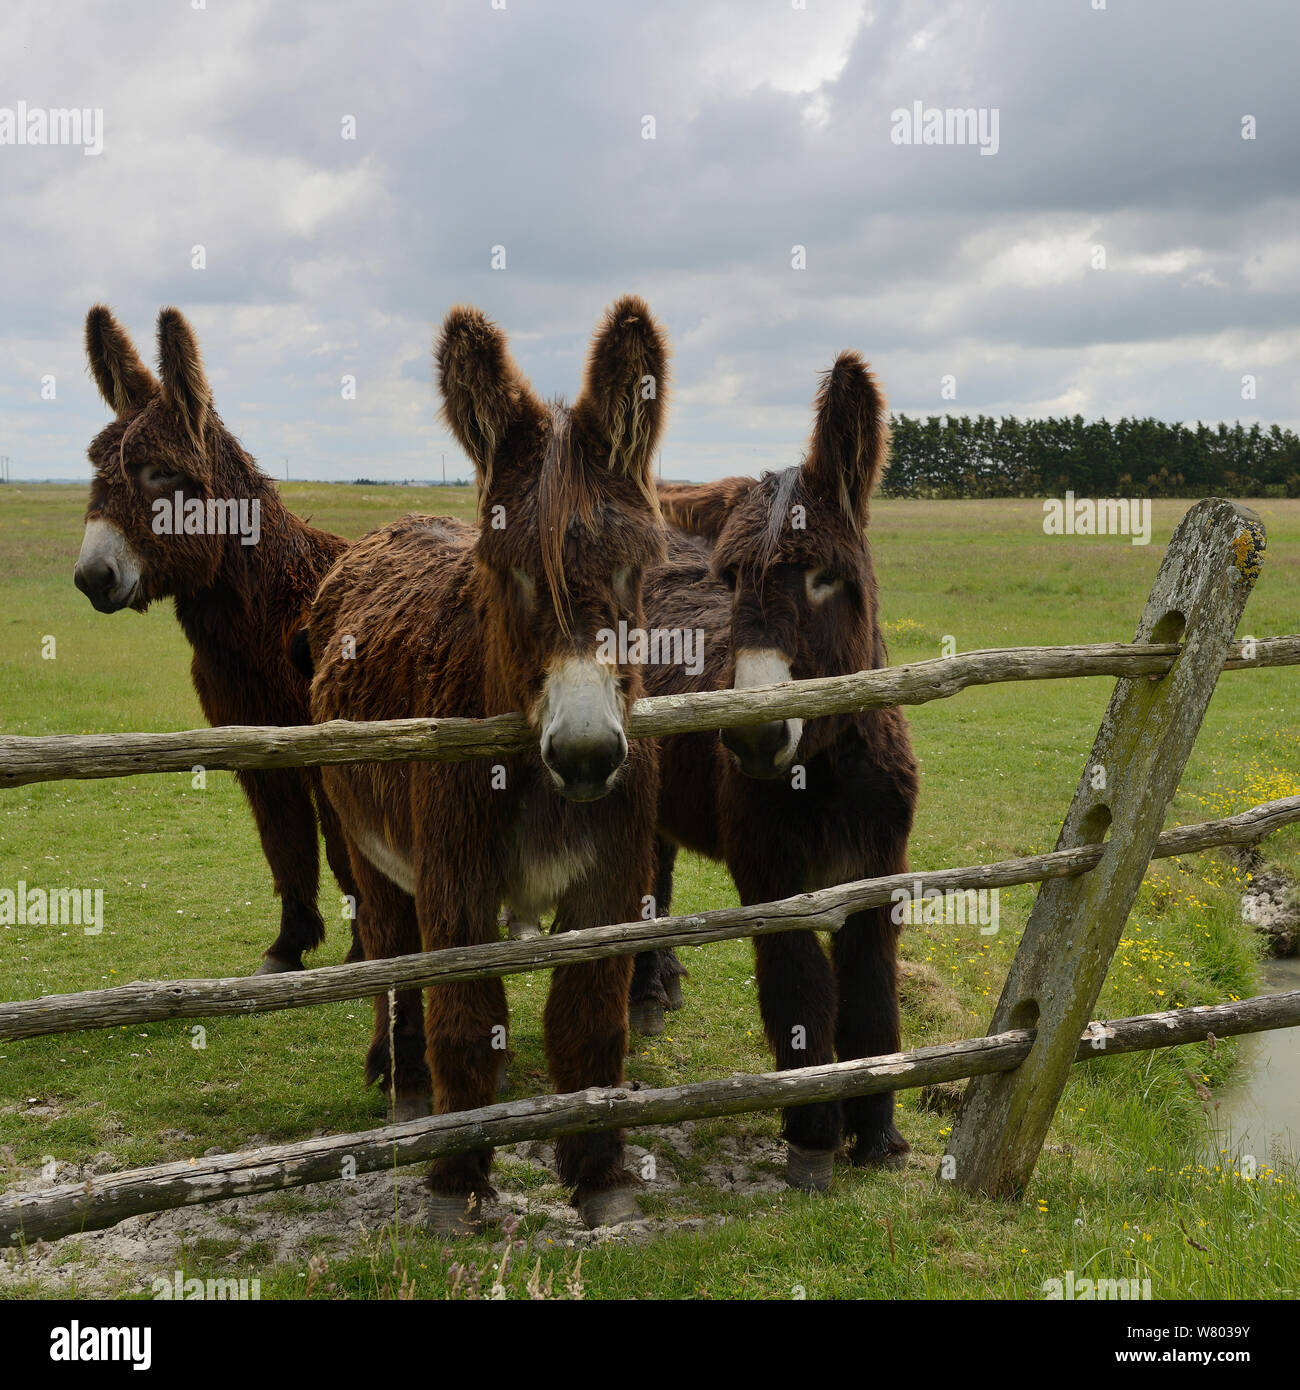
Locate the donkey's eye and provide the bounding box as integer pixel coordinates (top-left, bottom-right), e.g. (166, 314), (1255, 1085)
(805, 569), (841, 604)
(509, 567), (536, 609)
(613, 565), (640, 606)
(139, 464), (186, 491)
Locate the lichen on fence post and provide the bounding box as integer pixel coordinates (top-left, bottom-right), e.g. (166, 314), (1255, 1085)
(943, 499), (1266, 1200)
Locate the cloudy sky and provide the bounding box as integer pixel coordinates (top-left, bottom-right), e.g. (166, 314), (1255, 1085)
(2, 0), (1297, 482)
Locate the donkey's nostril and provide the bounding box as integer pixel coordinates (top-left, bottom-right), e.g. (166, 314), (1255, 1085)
(75, 557), (112, 593)
(543, 727), (627, 801)
(74, 556), (122, 612)
(722, 719), (796, 779)
(724, 719), (788, 758)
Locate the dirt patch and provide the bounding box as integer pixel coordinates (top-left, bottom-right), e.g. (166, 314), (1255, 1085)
(0, 974), (950, 1297)
(0, 1096), (71, 1121)
(0, 1121), (766, 1295)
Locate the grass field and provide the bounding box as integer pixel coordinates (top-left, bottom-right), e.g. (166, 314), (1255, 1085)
(1, 485), (1297, 1300)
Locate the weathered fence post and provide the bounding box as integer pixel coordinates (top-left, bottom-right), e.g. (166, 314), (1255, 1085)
(943, 499), (1265, 1199)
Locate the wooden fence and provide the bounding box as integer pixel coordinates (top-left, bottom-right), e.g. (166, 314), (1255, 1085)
(2, 498), (1297, 1247)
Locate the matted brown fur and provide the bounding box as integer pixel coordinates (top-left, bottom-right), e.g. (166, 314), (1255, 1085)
(643, 351), (919, 1171)
(307, 299), (669, 1211)
(77, 306), (360, 971)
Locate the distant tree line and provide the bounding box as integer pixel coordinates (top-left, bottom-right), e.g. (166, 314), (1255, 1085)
(880, 415), (1300, 499)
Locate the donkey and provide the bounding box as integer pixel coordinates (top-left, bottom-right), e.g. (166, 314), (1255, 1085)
(642, 351), (919, 1191)
(306, 298), (669, 1230)
(74, 306), (361, 974)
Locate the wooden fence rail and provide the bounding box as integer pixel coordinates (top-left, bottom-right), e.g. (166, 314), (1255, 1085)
(3, 989), (1296, 1249)
(3, 795), (1297, 1044)
(1, 635), (1296, 788)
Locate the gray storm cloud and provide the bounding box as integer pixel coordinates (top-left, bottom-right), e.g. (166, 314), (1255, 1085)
(1, 0), (1296, 480)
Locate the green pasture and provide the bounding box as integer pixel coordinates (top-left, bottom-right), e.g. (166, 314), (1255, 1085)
(0, 486), (1296, 1299)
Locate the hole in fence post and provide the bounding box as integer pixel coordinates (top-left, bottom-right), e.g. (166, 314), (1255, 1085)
(1144, 612), (1186, 682)
(1078, 804), (1112, 845)
(1150, 610), (1186, 647)
(1009, 998), (1039, 1031)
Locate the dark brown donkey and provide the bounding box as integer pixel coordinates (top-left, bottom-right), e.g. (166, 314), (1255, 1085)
(643, 351), (919, 1191)
(74, 306), (361, 973)
(306, 298), (668, 1230)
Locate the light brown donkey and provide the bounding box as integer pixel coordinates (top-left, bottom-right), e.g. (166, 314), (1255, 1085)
(306, 298), (669, 1230)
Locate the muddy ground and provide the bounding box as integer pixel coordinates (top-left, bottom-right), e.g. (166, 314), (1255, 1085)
(0, 1121), (806, 1297)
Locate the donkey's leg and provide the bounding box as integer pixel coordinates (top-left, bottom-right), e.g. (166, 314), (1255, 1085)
(416, 879), (506, 1226)
(236, 768), (326, 974)
(732, 855), (841, 1191)
(423, 976), (509, 1225)
(832, 906), (908, 1167)
(628, 837), (686, 1034)
(312, 775), (365, 964)
(833, 826), (911, 1168)
(345, 850), (430, 1122)
(546, 877), (641, 1228)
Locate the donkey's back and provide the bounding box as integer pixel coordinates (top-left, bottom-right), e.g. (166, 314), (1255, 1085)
(310, 514), (479, 719)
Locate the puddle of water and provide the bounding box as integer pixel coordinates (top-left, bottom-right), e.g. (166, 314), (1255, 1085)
(1203, 956), (1300, 1170)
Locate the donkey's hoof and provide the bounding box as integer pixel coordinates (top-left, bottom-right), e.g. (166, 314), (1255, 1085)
(508, 917), (542, 942)
(628, 999), (666, 1036)
(425, 1193), (484, 1235)
(390, 1095), (432, 1125)
(663, 975), (685, 1011)
(578, 1186), (642, 1229)
(849, 1129), (911, 1170)
(252, 954), (303, 976)
(786, 1143), (835, 1192)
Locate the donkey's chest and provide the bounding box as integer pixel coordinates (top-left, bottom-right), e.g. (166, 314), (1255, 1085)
(499, 798), (599, 922)
(353, 825), (417, 896)
(350, 777), (600, 919)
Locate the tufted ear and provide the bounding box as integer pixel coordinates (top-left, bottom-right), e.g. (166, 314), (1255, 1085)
(85, 306), (157, 415)
(435, 305), (537, 488)
(802, 351), (889, 525)
(657, 476), (757, 539)
(573, 295), (670, 484)
(157, 306), (212, 447)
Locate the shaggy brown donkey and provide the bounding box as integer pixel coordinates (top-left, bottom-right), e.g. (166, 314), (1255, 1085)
(306, 298), (668, 1230)
(643, 351), (919, 1191)
(74, 306), (361, 973)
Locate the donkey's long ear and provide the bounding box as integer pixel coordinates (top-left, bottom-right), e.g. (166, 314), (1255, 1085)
(435, 306), (535, 481)
(803, 351), (889, 524)
(85, 306), (156, 416)
(658, 477), (757, 539)
(574, 295), (669, 482)
(157, 307), (212, 447)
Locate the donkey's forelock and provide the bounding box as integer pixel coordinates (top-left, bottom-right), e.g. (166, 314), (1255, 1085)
(537, 401), (586, 634)
(757, 466), (803, 578)
(534, 400), (663, 637)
